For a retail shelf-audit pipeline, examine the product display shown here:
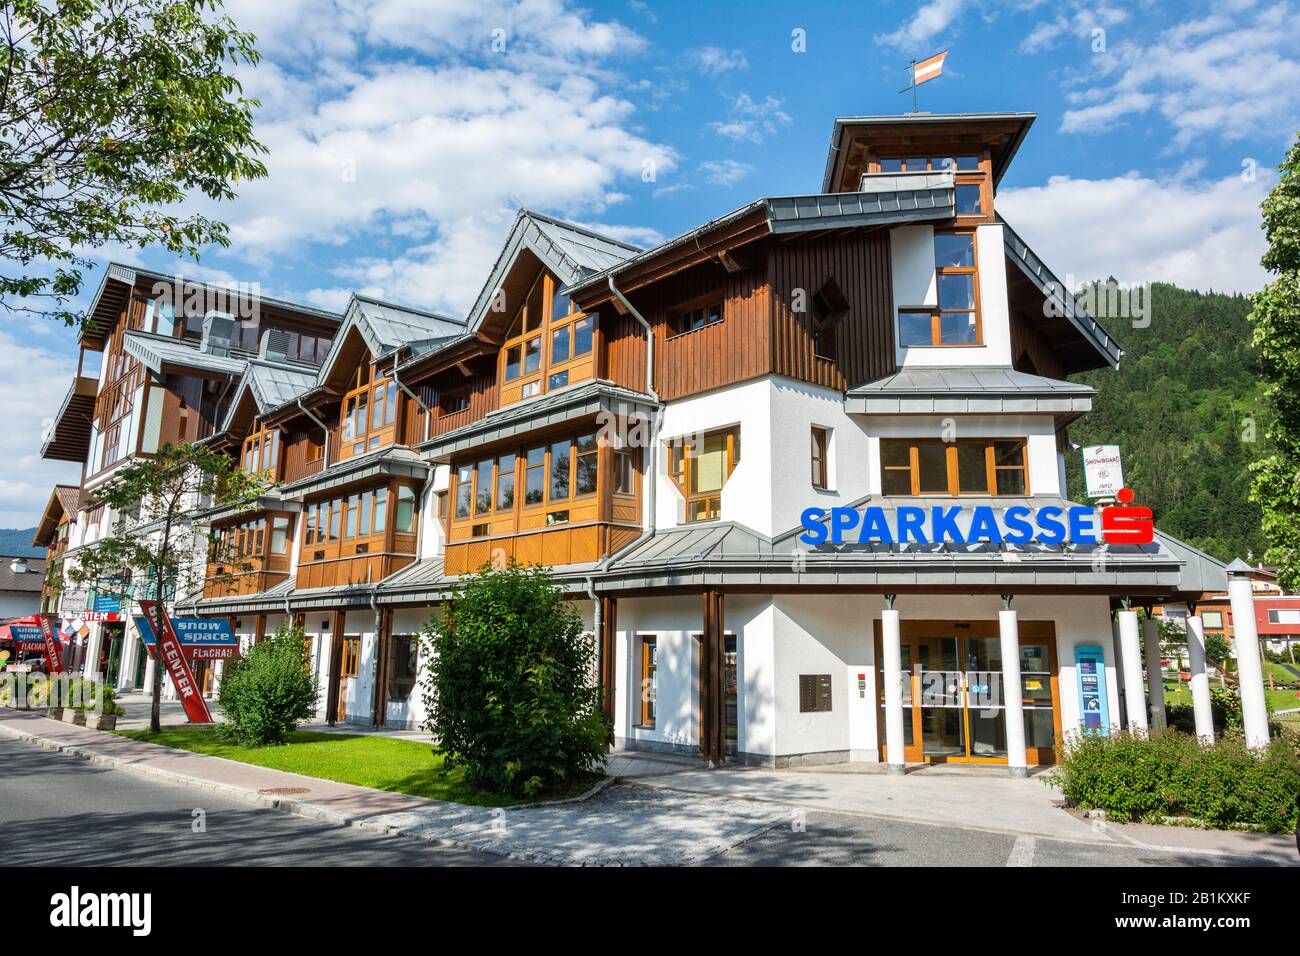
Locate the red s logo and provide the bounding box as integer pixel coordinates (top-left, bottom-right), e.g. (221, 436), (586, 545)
(1100, 487), (1154, 544)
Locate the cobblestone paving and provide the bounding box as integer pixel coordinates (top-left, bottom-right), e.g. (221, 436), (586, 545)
(367, 783), (790, 866)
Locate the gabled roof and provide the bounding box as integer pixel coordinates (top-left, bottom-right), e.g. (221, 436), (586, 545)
(458, 210), (642, 341)
(33, 485), (82, 547)
(310, 294), (465, 395)
(846, 366), (1095, 419)
(122, 330), (246, 378)
(215, 359), (319, 438)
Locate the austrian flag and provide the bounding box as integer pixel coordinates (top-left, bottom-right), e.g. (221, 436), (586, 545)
(912, 50), (947, 86)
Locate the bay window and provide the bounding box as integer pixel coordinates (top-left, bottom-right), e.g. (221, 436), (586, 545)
(669, 427), (740, 523)
(899, 231), (981, 347)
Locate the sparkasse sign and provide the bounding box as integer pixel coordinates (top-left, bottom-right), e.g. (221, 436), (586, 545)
(800, 489), (1154, 546)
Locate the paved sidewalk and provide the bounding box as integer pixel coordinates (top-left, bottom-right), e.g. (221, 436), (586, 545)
(638, 765), (1298, 863)
(0, 710), (780, 865)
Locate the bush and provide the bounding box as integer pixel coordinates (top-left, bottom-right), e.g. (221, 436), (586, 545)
(217, 625), (318, 747)
(420, 563), (608, 797)
(67, 677), (124, 715)
(1166, 685), (1242, 734)
(1054, 728), (1300, 832)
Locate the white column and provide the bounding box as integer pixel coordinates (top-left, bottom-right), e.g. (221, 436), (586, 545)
(1141, 617), (1167, 730)
(999, 606), (1027, 777)
(143, 654), (157, 697)
(1185, 615), (1215, 744)
(82, 624), (104, 679)
(1110, 618), (1125, 726)
(881, 605), (905, 774)
(1117, 609), (1148, 733)
(1227, 571), (1270, 749)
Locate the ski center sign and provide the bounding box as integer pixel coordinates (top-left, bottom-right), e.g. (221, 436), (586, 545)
(134, 613), (240, 661)
(800, 489), (1154, 546)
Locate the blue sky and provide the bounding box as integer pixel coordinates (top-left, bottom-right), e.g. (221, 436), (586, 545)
(3, 0), (1298, 527)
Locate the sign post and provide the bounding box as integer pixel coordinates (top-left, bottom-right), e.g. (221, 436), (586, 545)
(1082, 444), (1124, 501)
(137, 599), (213, 724)
(36, 615), (65, 674)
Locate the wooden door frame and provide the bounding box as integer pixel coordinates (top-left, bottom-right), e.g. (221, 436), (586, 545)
(872, 619), (1062, 766)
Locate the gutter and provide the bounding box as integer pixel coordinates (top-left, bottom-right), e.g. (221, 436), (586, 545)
(607, 276), (659, 536)
(296, 397), (331, 469)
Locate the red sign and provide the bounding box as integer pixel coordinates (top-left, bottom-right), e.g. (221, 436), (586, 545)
(138, 600), (212, 724)
(36, 615), (64, 673)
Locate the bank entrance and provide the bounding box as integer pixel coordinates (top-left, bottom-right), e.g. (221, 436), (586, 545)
(874, 620), (1062, 766)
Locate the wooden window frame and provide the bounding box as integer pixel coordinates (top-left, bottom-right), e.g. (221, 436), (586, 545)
(500, 271), (595, 398)
(880, 438), (1030, 497)
(899, 230), (982, 348)
(871, 147), (993, 222)
(240, 424), (281, 480)
(639, 635), (657, 728)
(340, 361), (399, 459)
(810, 426), (830, 491)
(667, 292), (724, 340)
(668, 427), (740, 523)
(387, 634), (418, 703)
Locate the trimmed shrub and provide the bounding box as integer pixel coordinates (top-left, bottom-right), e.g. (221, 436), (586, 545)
(217, 624), (318, 747)
(420, 563), (609, 797)
(68, 677), (124, 715)
(1055, 728), (1300, 832)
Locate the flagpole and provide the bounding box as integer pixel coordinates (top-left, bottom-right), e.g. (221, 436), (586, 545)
(911, 59), (917, 113)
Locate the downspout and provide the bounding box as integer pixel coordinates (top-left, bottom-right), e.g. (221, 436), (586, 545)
(607, 275), (659, 535)
(297, 398), (331, 469)
(390, 355), (432, 444)
(369, 587), (385, 728)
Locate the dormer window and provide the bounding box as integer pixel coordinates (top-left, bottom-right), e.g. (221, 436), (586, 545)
(341, 361), (398, 458)
(500, 271), (595, 404)
(241, 425), (280, 478)
(875, 150), (989, 220)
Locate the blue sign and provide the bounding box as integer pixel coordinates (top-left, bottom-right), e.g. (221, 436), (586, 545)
(92, 593), (122, 613)
(133, 615), (237, 647)
(6, 624), (45, 642)
(1075, 645), (1111, 736)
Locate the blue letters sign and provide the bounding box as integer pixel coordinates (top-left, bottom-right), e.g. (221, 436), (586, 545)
(133, 615), (239, 660)
(1074, 645), (1111, 736)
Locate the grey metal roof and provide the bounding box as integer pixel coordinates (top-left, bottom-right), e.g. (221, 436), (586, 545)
(566, 179), (958, 298)
(767, 172), (954, 233)
(122, 331), (247, 377)
(216, 360), (318, 435)
(278, 446), (428, 500)
(307, 294), (466, 398)
(820, 112), (1037, 192)
(845, 366), (1095, 418)
(419, 380), (658, 460)
(1001, 216), (1122, 369)
(457, 210), (642, 345)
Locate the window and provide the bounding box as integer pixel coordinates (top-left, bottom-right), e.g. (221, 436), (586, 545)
(341, 362), (399, 457)
(388, 635), (418, 702)
(455, 465), (473, 518)
(673, 300), (722, 336)
(880, 439), (1029, 497)
(575, 433), (598, 495)
(799, 674), (832, 713)
(548, 370), (569, 390)
(1201, 611), (1224, 629)
(441, 391), (470, 417)
(639, 637), (657, 726)
(811, 280), (849, 362)
(898, 231), (981, 347)
(395, 486), (417, 534)
(549, 440), (570, 500)
(877, 153), (986, 216)
(241, 426), (280, 478)
(503, 272), (594, 398)
(495, 453), (516, 511)
(524, 447), (545, 504)
(615, 449), (637, 495)
(270, 516), (291, 554)
(669, 427), (739, 523)
(811, 427), (830, 491)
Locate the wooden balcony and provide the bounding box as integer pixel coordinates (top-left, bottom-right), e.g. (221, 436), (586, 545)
(443, 521), (641, 576)
(203, 555), (291, 598)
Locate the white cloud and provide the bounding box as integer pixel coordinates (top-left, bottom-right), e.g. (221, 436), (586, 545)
(689, 46), (748, 75)
(1020, 4), (1130, 55)
(709, 92), (792, 143)
(0, 328), (82, 528)
(698, 159), (754, 187)
(874, 0), (966, 51)
(1059, 2), (1300, 147)
(998, 169), (1273, 295)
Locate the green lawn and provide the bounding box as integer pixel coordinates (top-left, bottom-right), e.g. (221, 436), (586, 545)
(1264, 661), (1300, 685)
(117, 726), (590, 806)
(1163, 683), (1300, 713)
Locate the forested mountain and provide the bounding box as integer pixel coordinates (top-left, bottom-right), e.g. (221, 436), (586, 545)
(0, 528), (42, 557)
(1066, 283), (1268, 563)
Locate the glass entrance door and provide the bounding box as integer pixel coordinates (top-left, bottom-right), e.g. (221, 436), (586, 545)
(876, 621), (1062, 765)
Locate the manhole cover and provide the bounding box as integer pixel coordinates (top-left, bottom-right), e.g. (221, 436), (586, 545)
(258, 787), (311, 796)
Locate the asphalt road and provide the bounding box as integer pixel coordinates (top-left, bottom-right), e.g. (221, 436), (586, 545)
(0, 736), (512, 867)
(706, 809), (1294, 867)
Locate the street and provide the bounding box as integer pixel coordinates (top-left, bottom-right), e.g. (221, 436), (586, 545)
(1, 734), (1291, 867)
(0, 737), (511, 867)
